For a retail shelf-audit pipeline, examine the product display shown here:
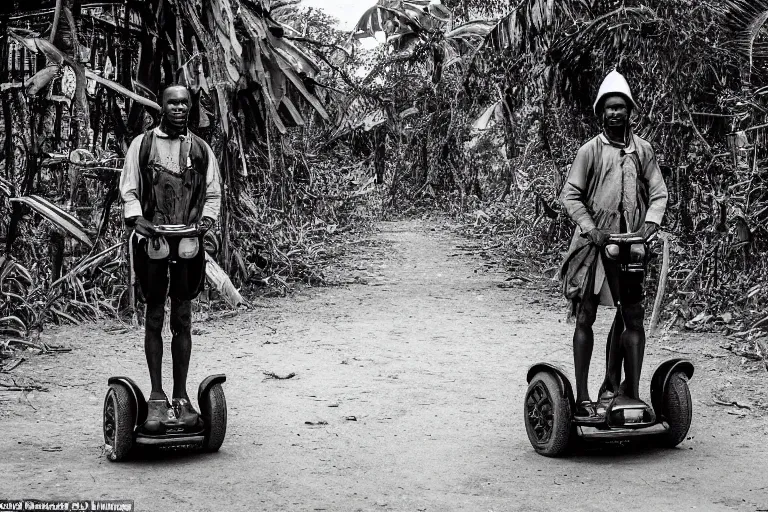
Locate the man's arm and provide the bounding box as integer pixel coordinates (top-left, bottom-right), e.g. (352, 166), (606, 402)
(119, 134), (145, 221)
(560, 143), (597, 233)
(642, 149), (668, 226)
(201, 144), (222, 222)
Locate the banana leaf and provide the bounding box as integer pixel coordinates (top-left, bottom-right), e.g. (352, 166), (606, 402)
(50, 242), (124, 289)
(0, 316), (26, 331)
(0, 176), (14, 197)
(277, 56), (330, 120)
(85, 69), (161, 111)
(25, 65), (60, 96)
(10, 195), (93, 248)
(279, 96), (305, 126)
(352, 4), (424, 40)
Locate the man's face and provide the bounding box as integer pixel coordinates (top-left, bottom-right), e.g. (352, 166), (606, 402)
(162, 86), (190, 127)
(602, 95), (629, 129)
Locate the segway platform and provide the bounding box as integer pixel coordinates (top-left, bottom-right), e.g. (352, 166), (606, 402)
(524, 360), (693, 456)
(103, 375), (227, 461)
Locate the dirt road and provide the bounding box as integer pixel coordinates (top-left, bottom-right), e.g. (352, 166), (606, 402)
(2, 220), (767, 511)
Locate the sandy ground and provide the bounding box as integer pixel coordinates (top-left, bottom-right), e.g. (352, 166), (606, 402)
(1, 219), (767, 512)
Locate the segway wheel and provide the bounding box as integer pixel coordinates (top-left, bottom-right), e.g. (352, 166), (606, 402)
(660, 371), (692, 447)
(103, 384), (135, 462)
(524, 372), (572, 457)
(201, 383), (227, 452)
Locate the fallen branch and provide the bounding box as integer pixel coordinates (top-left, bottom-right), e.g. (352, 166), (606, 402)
(713, 398), (752, 410)
(0, 385), (46, 392)
(721, 344), (763, 361)
(2, 339), (44, 351)
(661, 346), (691, 354)
(0, 357), (25, 372)
(205, 253), (243, 308)
(0, 379), (48, 392)
(263, 371), (296, 380)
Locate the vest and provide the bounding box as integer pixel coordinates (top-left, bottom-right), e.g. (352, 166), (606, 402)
(137, 129), (209, 226)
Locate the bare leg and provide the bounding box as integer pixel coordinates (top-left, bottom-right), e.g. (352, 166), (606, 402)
(600, 254), (626, 398)
(145, 302), (165, 401)
(573, 295), (598, 405)
(170, 298), (193, 400)
(620, 303), (646, 399)
(604, 308), (625, 395)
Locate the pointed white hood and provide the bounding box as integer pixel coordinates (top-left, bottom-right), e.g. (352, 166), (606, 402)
(593, 70), (638, 115)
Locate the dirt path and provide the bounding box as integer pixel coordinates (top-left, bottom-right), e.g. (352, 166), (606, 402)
(2, 219), (767, 512)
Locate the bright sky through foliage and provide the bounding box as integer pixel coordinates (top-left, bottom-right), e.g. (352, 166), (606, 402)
(302, 0), (368, 30)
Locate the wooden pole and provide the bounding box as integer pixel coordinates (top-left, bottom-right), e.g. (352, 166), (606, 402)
(50, 0), (63, 43)
(649, 232), (670, 336)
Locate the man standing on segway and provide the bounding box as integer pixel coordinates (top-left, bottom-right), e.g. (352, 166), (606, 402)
(119, 85), (221, 433)
(559, 70), (668, 421)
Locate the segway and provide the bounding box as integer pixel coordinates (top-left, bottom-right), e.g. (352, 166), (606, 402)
(103, 374), (227, 461)
(103, 225), (227, 462)
(524, 231), (694, 457)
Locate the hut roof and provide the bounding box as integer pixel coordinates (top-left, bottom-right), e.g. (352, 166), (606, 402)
(1, 1), (127, 18)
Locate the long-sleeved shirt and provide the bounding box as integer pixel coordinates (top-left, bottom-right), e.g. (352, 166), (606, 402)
(119, 127), (222, 222)
(559, 132), (668, 306)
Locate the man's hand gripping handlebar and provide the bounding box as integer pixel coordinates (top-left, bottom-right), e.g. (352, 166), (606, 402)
(582, 222), (659, 248)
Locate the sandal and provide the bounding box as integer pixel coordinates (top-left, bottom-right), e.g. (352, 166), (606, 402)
(596, 390), (615, 415)
(599, 389), (616, 402)
(574, 400), (606, 424)
(141, 398), (178, 434)
(173, 398), (202, 429)
(574, 401), (596, 418)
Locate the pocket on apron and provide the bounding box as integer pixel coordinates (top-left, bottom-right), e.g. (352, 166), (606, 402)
(146, 236), (170, 259)
(178, 236), (200, 259)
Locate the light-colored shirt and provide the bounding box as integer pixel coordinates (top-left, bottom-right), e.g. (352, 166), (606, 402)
(561, 132), (667, 233)
(560, 132), (668, 300)
(119, 127), (222, 221)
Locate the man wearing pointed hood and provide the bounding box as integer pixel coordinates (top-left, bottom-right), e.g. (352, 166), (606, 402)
(559, 70), (668, 419)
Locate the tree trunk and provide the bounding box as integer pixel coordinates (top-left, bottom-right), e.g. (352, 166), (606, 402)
(374, 127), (386, 185)
(499, 93), (517, 202)
(56, 3), (91, 208)
(50, 231), (65, 281)
(1, 24), (15, 185)
(4, 88), (33, 255)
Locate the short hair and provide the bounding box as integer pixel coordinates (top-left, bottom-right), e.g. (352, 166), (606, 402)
(163, 84), (190, 94)
(161, 85), (191, 104)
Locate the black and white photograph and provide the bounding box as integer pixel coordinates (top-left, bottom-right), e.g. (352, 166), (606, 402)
(1, 0), (767, 510)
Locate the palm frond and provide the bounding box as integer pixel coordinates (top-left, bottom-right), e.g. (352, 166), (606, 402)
(483, 0), (587, 54)
(444, 20), (496, 55)
(351, 0), (457, 41)
(716, 0), (768, 78)
(548, 6), (657, 72)
(352, 3), (425, 40)
(9, 196), (93, 248)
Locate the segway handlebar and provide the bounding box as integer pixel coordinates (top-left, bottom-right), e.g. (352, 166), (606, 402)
(606, 231), (644, 245)
(153, 224), (199, 237)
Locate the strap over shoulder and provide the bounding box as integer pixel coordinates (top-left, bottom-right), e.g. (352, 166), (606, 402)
(138, 129), (155, 170)
(179, 135), (192, 170)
